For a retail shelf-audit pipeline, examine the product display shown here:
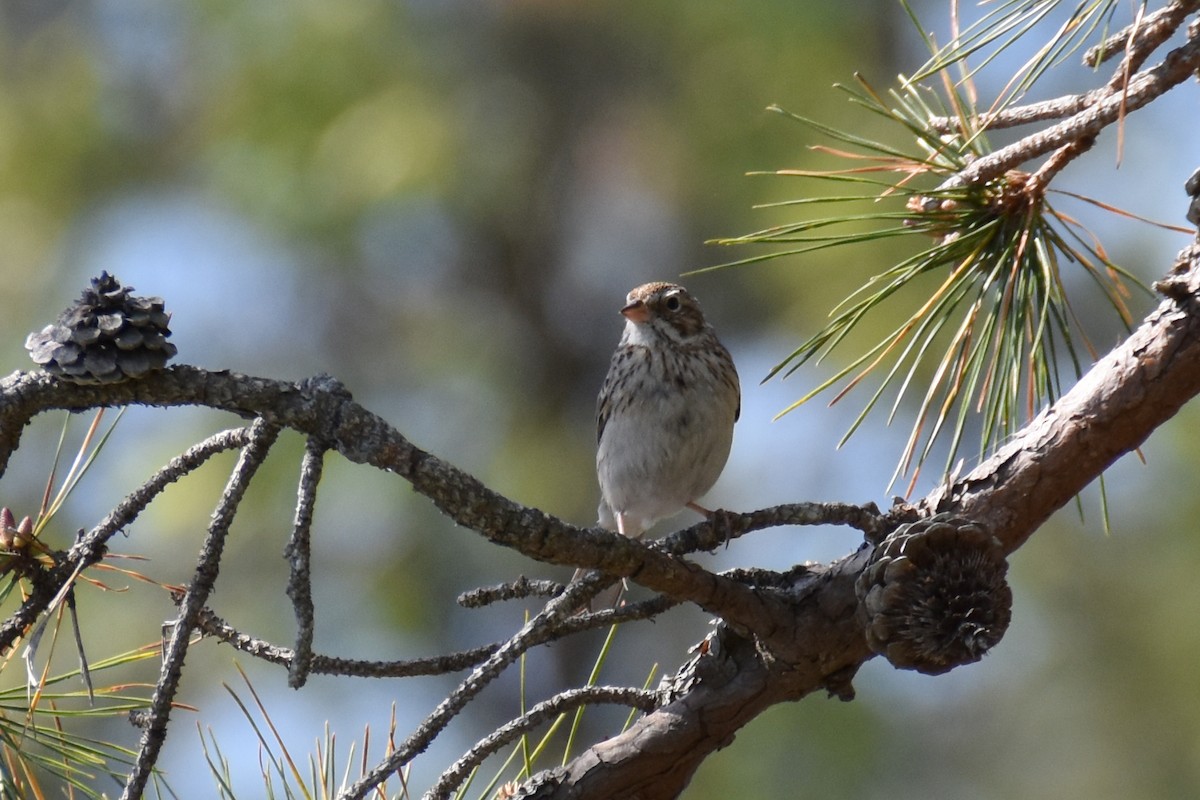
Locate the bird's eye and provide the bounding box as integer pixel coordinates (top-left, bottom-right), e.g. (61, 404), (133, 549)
(664, 295), (681, 311)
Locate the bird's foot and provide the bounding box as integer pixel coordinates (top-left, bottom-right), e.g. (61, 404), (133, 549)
(688, 502), (738, 549)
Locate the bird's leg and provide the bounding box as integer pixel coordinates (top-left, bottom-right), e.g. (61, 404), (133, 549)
(605, 511), (643, 607)
(616, 512), (644, 540)
(687, 501), (735, 548)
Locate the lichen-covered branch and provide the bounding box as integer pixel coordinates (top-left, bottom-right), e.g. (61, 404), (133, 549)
(285, 438), (325, 689)
(0, 370), (889, 642)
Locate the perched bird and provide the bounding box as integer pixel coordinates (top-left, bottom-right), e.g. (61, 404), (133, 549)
(577, 281), (740, 608)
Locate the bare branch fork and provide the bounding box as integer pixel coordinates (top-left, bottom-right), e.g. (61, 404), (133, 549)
(0, 366), (893, 793)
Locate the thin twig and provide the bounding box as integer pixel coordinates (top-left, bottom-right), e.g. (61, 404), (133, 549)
(656, 501), (889, 555)
(456, 574), (680, 626)
(194, 604), (501, 677)
(457, 577), (564, 607)
(72, 427), (253, 562)
(195, 590), (677, 677)
(424, 686), (659, 800)
(1084, 0), (1198, 68)
(571, 593), (680, 625)
(121, 418), (279, 800)
(1026, 134), (1099, 197)
(285, 438), (325, 689)
(341, 587), (591, 799)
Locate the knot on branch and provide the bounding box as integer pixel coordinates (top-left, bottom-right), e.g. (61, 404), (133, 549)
(24, 271), (177, 384)
(855, 513), (1012, 675)
(1186, 166), (1200, 228)
(1153, 241), (1200, 302)
(656, 625), (741, 705)
(500, 769), (565, 799)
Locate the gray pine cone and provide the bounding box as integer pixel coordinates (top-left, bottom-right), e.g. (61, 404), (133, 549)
(856, 513), (1012, 675)
(25, 272), (178, 384)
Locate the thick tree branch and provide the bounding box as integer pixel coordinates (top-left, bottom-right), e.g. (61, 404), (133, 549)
(1, 241), (1197, 798)
(526, 241), (1200, 798)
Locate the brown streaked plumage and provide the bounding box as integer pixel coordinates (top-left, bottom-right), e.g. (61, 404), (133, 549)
(579, 282), (740, 609)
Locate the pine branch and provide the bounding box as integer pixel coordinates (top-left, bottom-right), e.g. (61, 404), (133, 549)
(941, 35), (1200, 190)
(933, 241), (1200, 551)
(1083, 0), (1199, 68)
(928, 0), (1199, 133)
(524, 240), (1200, 799)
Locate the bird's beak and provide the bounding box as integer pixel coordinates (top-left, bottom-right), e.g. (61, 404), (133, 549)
(621, 300), (650, 324)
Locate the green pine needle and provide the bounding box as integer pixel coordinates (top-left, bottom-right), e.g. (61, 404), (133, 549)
(0, 641), (168, 797)
(904, 0), (1125, 111)
(706, 56), (1151, 489)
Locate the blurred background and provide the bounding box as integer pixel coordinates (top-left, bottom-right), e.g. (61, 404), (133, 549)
(0, 0), (1198, 797)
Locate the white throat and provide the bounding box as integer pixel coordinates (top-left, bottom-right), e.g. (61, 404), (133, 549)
(622, 318), (688, 347)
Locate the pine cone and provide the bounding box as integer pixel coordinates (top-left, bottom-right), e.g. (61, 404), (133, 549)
(25, 272), (178, 384)
(856, 513), (1012, 675)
